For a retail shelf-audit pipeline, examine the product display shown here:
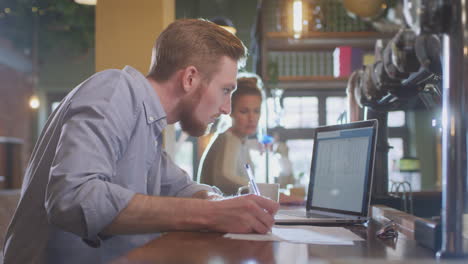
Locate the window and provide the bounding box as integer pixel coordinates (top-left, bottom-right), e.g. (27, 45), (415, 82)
(251, 138), (314, 186)
(286, 139), (314, 186)
(282, 96), (318, 128)
(174, 123), (197, 179)
(263, 90), (346, 185)
(388, 111), (405, 127)
(46, 92), (68, 116)
(249, 145), (268, 183)
(266, 97), (282, 128)
(388, 138), (404, 174)
(175, 140), (194, 178)
(386, 111), (409, 190)
(263, 90), (409, 193)
(51, 102), (61, 113)
(326, 96), (347, 125)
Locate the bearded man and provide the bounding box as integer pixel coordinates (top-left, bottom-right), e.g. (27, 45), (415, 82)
(3, 19), (278, 264)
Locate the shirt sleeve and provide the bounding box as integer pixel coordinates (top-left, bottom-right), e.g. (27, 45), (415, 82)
(45, 71), (137, 242)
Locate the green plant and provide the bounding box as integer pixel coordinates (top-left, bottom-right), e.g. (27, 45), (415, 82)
(0, 0), (94, 57)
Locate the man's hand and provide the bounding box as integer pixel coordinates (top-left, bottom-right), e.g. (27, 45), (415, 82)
(205, 194), (279, 234)
(192, 190), (223, 200)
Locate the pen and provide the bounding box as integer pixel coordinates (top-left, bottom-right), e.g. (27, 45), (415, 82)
(245, 164), (261, 196)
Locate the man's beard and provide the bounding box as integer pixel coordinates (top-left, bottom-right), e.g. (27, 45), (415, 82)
(179, 84), (210, 137)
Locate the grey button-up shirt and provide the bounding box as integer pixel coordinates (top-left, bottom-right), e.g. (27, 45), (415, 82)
(3, 66), (213, 264)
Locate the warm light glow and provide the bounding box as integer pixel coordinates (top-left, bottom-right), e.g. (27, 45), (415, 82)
(74, 0), (97, 5)
(463, 0), (467, 25)
(293, 0), (303, 39)
(220, 26), (237, 35)
(450, 117), (455, 137)
(29, 95), (40, 109)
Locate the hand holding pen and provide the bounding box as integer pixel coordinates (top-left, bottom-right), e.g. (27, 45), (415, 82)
(245, 164), (261, 196)
(206, 164), (278, 234)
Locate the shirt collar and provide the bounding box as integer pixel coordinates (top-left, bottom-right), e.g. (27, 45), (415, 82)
(123, 66), (167, 126)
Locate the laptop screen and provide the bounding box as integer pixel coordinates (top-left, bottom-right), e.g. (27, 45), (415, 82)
(307, 120), (377, 216)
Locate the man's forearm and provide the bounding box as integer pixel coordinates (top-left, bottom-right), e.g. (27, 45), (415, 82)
(102, 192), (280, 236)
(102, 193), (214, 235)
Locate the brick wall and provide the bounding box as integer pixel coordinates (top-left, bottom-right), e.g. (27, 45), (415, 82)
(0, 65), (33, 189)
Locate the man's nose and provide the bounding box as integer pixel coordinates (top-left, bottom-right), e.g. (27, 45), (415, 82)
(220, 98), (231, 115)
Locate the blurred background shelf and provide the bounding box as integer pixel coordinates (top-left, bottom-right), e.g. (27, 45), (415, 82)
(275, 79), (348, 90)
(266, 32), (392, 51)
(278, 76), (348, 81)
(269, 76), (348, 89)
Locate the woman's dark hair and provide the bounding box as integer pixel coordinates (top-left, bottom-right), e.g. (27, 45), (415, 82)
(232, 74), (263, 111)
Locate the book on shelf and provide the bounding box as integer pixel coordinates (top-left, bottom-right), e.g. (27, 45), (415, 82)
(333, 46), (364, 78)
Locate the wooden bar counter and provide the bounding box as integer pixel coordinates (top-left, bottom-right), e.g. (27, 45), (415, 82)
(110, 219), (457, 264)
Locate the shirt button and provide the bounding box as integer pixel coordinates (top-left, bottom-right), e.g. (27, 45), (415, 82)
(149, 116), (155, 122)
(154, 140), (158, 147)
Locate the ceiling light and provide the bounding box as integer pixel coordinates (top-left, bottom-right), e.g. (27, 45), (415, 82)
(74, 0), (97, 5)
(29, 95), (40, 110)
(293, 0), (303, 39)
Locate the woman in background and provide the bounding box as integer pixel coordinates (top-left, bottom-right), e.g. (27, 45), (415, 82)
(198, 74), (304, 205)
(198, 74), (262, 195)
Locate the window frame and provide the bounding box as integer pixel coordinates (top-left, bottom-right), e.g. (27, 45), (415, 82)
(266, 88), (410, 184)
(269, 89), (346, 141)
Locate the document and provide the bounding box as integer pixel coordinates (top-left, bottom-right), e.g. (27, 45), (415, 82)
(224, 225), (363, 245)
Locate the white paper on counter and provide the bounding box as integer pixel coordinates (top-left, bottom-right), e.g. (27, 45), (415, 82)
(224, 225), (363, 245)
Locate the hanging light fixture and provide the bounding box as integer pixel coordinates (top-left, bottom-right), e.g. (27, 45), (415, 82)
(292, 0), (303, 39)
(29, 94), (40, 109)
(74, 0), (97, 5)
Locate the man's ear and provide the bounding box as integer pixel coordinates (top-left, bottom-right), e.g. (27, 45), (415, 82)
(181, 66), (201, 93)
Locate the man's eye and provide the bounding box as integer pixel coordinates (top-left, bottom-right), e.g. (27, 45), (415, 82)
(223, 88), (231, 94)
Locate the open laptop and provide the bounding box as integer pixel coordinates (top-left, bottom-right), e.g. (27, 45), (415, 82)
(275, 119), (378, 225)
